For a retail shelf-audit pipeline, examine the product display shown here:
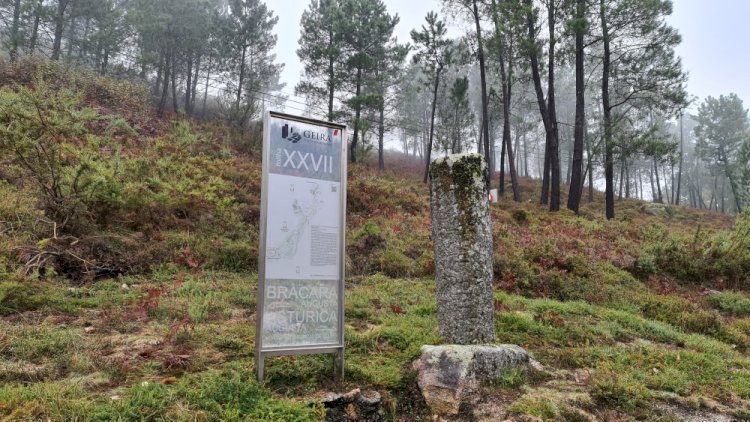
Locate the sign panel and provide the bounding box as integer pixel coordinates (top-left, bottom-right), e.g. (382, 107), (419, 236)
(256, 111), (346, 380)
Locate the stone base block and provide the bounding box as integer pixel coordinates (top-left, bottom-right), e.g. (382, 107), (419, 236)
(413, 344), (529, 418)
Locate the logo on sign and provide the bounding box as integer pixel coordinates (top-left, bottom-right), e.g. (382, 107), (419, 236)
(281, 124), (302, 143)
(282, 122), (336, 144)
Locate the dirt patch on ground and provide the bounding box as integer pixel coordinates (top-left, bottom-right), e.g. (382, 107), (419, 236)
(656, 402), (736, 422)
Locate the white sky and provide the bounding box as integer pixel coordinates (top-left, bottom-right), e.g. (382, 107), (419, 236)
(666, 0), (750, 109)
(267, 0), (461, 117)
(267, 0), (750, 117)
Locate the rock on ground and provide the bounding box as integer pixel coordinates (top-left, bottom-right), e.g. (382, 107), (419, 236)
(413, 344), (529, 418)
(322, 388), (384, 422)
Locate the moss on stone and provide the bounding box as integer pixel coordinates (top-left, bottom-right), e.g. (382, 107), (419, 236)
(429, 153), (488, 243)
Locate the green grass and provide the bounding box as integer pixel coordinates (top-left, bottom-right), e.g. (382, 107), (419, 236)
(0, 366), (323, 421)
(5, 271), (750, 419)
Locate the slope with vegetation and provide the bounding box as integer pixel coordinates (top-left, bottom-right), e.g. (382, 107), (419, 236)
(1, 60), (750, 421)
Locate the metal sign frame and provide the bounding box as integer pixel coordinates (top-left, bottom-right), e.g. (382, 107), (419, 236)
(256, 110), (347, 382)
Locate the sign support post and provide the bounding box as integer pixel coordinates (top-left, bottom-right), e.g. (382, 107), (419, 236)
(256, 111), (347, 383)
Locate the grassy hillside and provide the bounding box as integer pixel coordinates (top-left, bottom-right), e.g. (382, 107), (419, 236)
(1, 59), (750, 421)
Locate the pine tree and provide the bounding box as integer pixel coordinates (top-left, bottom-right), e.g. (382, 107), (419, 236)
(221, 0), (283, 131)
(372, 38), (408, 170)
(566, 0), (587, 214)
(338, 0), (399, 163)
(695, 94), (750, 213)
(596, 0), (686, 219)
(51, 0), (73, 60)
(489, 0), (523, 202)
(411, 11), (452, 183)
(523, 0), (562, 211)
(296, 0), (343, 121)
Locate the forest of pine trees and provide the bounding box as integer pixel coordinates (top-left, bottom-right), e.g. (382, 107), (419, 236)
(1, 0), (749, 218)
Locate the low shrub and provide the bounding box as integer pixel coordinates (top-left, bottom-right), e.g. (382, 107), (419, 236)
(0, 281), (48, 316)
(647, 212), (750, 286)
(708, 291), (750, 316)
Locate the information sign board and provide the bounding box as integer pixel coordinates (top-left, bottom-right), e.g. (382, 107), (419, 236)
(256, 111), (347, 381)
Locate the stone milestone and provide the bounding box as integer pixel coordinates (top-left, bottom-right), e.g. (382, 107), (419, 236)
(429, 153), (495, 344)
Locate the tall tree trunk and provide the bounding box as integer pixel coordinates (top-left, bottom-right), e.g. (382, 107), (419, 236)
(567, 0), (586, 214)
(158, 51), (171, 117)
(600, 0), (615, 219)
(350, 67), (363, 163)
(710, 175), (718, 211)
(100, 50), (110, 76)
(526, 0), (557, 209)
(625, 161), (631, 199)
(185, 56), (193, 115)
(66, 16), (77, 60)
(502, 118), (505, 196)
(423, 67), (442, 183)
(155, 53), (165, 97)
(378, 103), (385, 171)
(698, 187), (707, 209)
(138, 43), (146, 78)
(663, 164), (672, 204)
(490, 118), (496, 176)
(566, 135), (573, 185)
(327, 26), (336, 121)
(586, 131), (594, 202)
(515, 131), (521, 176)
(654, 158), (663, 203)
(524, 131), (529, 178)
(29, 1), (42, 54)
(670, 161), (675, 204)
(537, 145), (543, 179)
(496, 18), (521, 200)
(504, 121), (522, 200)
(171, 57), (179, 114)
(202, 58), (213, 115)
(541, 122), (551, 205)
(452, 104), (459, 153)
(473, 0), (492, 189)
(9, 0), (21, 62)
(236, 43), (247, 109)
(499, 128), (506, 195)
(675, 112), (683, 205)
(649, 162), (656, 201)
(696, 159), (705, 208)
(490, 0), (509, 197)
(633, 165), (641, 199)
(726, 172), (743, 213)
(191, 55), (201, 114)
(52, 0), (70, 61)
(639, 166), (644, 201)
(688, 175), (698, 208)
(477, 119), (483, 154)
(457, 115), (463, 153)
(81, 18), (92, 60)
(546, 0), (561, 211)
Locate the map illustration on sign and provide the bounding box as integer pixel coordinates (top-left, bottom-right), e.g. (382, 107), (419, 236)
(265, 175), (340, 280)
(266, 182), (322, 260)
